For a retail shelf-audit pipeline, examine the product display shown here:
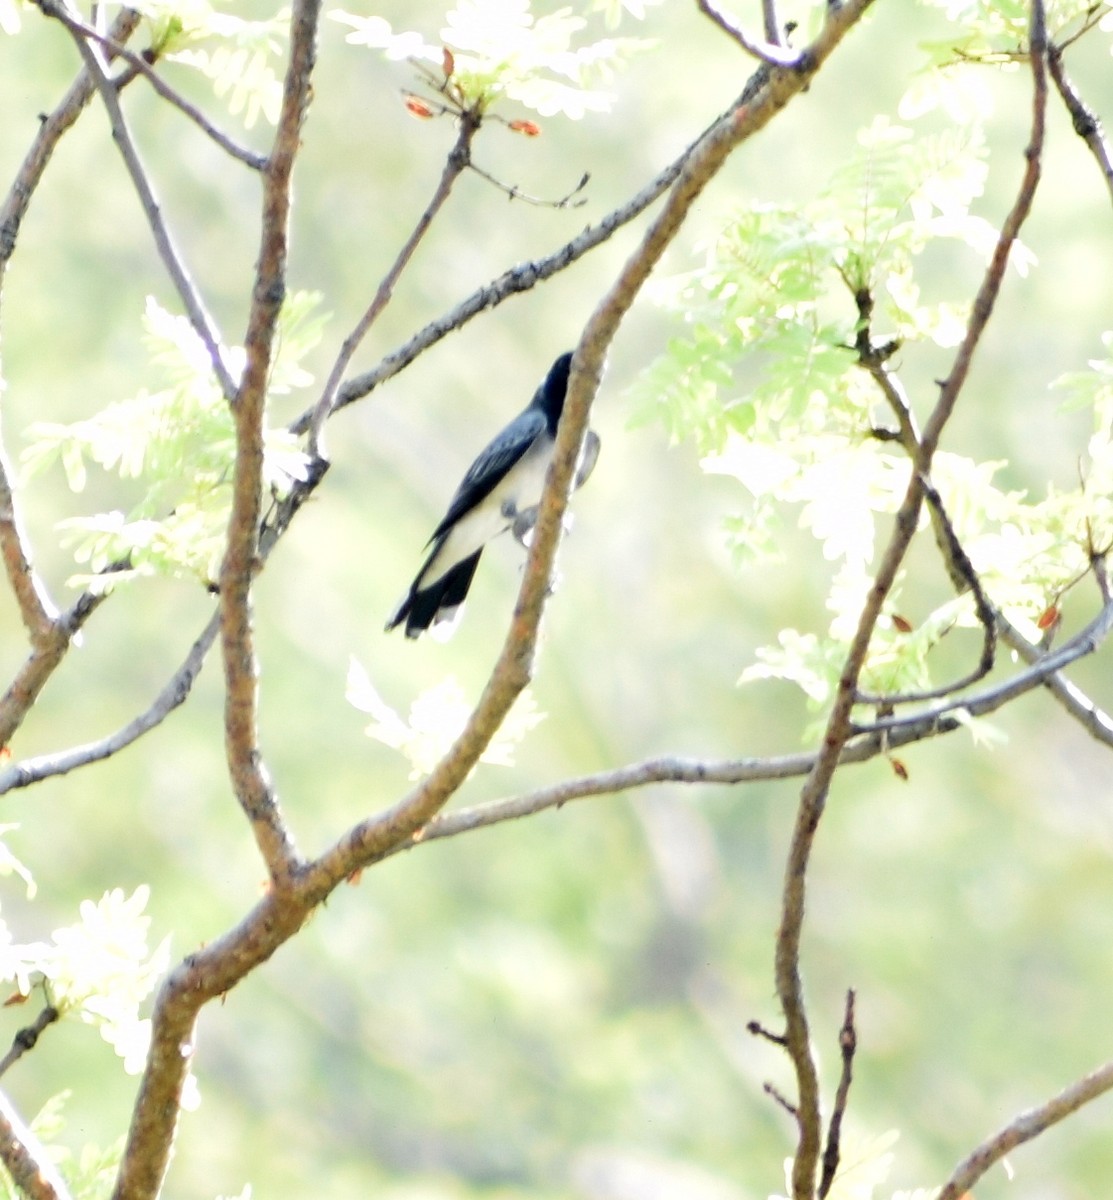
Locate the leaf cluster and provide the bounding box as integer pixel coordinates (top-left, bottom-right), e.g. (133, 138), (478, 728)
(636, 88), (1113, 709)
(21, 295), (319, 589)
(332, 0), (651, 120)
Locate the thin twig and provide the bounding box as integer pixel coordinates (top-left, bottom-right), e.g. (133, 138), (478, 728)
(764, 1081), (800, 1118)
(762, 0), (781, 44)
(855, 475), (998, 706)
(302, 0), (882, 897)
(818, 990), (857, 1199)
(937, 1057), (1113, 1200)
(366, 591), (1112, 861)
(39, 0), (238, 400)
(854, 592), (1113, 740)
(696, 0), (804, 65)
(773, 8), (1048, 1195)
(467, 160), (589, 208)
(0, 1005), (59, 1078)
(289, 96), (747, 436)
(996, 612), (1113, 746)
(306, 112), (480, 457)
(31, 3), (267, 169)
(747, 1020), (788, 1046)
(1047, 40), (1113, 211)
(0, 611), (220, 796)
(218, 0), (318, 883)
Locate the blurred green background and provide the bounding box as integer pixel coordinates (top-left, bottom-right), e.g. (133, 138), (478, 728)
(2, 2), (1113, 1197)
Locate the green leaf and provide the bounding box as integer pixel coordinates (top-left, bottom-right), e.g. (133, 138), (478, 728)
(23, 294), (321, 588)
(347, 659), (545, 780)
(331, 0), (648, 119)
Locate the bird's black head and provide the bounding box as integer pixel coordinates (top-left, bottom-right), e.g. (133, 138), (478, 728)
(533, 350), (574, 432)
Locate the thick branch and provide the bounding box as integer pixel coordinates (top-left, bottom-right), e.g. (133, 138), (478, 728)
(219, 0), (320, 882)
(937, 1058), (1113, 1200)
(114, 9), (877, 1196)
(303, 0), (881, 898)
(773, 8), (1048, 1195)
(0, 590), (107, 749)
(114, 4), (322, 1191)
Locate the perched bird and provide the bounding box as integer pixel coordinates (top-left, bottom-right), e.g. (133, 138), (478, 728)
(386, 351), (600, 640)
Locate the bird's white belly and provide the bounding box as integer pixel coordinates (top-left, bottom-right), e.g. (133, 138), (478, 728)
(422, 441), (553, 584)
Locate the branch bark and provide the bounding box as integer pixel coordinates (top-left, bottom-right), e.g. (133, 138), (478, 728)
(39, 0), (238, 400)
(0, 1088), (71, 1200)
(773, 5), (1048, 1194)
(937, 1058), (1113, 1200)
(218, 0), (321, 883)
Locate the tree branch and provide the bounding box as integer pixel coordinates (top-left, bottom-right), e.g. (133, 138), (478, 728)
(113, 8), (878, 1195)
(0, 589), (108, 750)
(696, 0), (803, 65)
(0, 7), (141, 277)
(937, 1057), (1113, 1200)
(31, 4), (267, 170)
(219, 0), (319, 882)
(302, 0), (882, 898)
(38, 0), (238, 401)
(306, 111), (480, 457)
(818, 990), (857, 1199)
(996, 612), (1113, 747)
(1047, 40), (1113, 211)
(289, 102), (724, 435)
(773, 7), (1048, 1194)
(0, 1004), (59, 1078)
(0, 8), (141, 752)
(0, 610), (220, 795)
(0, 1088), (71, 1200)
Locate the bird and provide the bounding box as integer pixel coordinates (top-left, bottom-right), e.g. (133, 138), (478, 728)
(385, 350), (600, 640)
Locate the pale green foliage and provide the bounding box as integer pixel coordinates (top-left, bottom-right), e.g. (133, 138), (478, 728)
(916, 0), (1111, 62)
(0, 882), (179, 1091)
(0, 0), (21, 36)
(636, 50), (1113, 712)
(22, 294), (319, 589)
(41, 886), (170, 1072)
(347, 658), (546, 779)
(0, 1093), (126, 1200)
(771, 1129), (940, 1200)
(589, 0), (665, 29)
(637, 115), (1003, 449)
(331, 0), (649, 119)
(117, 0), (289, 128)
(0, 824), (35, 899)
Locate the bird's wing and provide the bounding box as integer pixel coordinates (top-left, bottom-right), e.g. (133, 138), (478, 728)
(429, 407), (547, 541)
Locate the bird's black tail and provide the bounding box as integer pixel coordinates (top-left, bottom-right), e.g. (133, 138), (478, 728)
(385, 550), (483, 639)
